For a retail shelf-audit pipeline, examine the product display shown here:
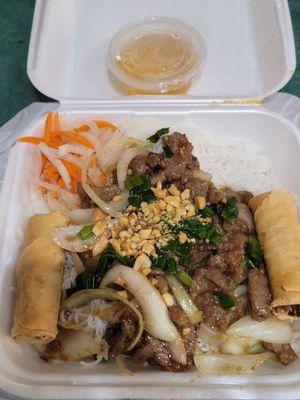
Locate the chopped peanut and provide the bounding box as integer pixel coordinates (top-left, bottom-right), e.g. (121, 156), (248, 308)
(151, 187), (166, 198)
(119, 216), (129, 227)
(142, 242), (154, 255)
(133, 254), (151, 272)
(165, 195), (181, 208)
(92, 235), (108, 256)
(182, 327), (191, 336)
(115, 277), (125, 287)
(195, 196), (206, 210)
(140, 229), (152, 240)
(169, 184), (180, 197)
(181, 188), (190, 200)
(162, 293), (174, 307)
(91, 208), (106, 224)
(92, 221), (106, 236)
(141, 266), (152, 276)
(179, 231), (188, 244)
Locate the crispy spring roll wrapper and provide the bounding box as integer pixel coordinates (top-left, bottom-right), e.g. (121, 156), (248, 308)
(11, 212), (69, 344)
(23, 212), (69, 248)
(249, 189), (300, 320)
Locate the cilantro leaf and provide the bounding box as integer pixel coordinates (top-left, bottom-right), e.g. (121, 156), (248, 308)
(214, 291), (236, 309)
(125, 174), (156, 207)
(244, 235), (263, 269)
(216, 196), (239, 222)
(163, 145), (174, 158)
(147, 128), (170, 143)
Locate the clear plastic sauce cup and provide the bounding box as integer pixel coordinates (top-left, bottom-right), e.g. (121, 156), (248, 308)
(108, 17), (206, 95)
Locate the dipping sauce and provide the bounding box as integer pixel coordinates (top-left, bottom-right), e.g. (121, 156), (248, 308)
(108, 17), (206, 95)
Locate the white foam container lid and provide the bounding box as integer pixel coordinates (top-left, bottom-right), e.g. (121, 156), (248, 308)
(0, 0), (299, 399)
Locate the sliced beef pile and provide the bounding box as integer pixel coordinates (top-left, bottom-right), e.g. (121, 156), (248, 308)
(216, 231), (247, 284)
(79, 251), (100, 272)
(105, 310), (137, 358)
(247, 268), (271, 321)
(134, 334), (190, 372)
(190, 267), (244, 332)
(262, 342), (298, 365)
(129, 132), (203, 189)
(169, 306), (197, 366)
(133, 306), (196, 372)
(188, 241), (215, 271)
(78, 171), (120, 208)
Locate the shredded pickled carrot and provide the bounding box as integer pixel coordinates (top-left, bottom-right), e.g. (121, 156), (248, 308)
(19, 137), (44, 144)
(74, 124), (90, 132)
(89, 159), (95, 168)
(94, 120), (118, 132)
(57, 178), (64, 187)
(55, 130), (94, 149)
(62, 160), (82, 183)
(54, 112), (60, 132)
(44, 112), (53, 143)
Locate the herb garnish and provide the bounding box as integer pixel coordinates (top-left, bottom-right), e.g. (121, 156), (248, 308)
(214, 291), (236, 310)
(216, 196), (239, 222)
(124, 174), (156, 207)
(163, 145), (174, 158)
(176, 271), (193, 287)
(147, 127), (170, 143)
(77, 224), (95, 240)
(65, 245), (134, 297)
(171, 217), (222, 245)
(244, 235), (262, 269)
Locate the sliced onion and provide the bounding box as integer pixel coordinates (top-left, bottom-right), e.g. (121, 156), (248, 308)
(39, 143), (71, 190)
(38, 181), (81, 207)
(59, 144), (94, 157)
(71, 252), (85, 275)
(226, 316), (293, 344)
(38, 328), (108, 361)
(108, 191), (129, 212)
(238, 203), (255, 232)
(198, 324), (226, 350)
(101, 265), (186, 364)
(68, 208), (96, 225)
(101, 264), (178, 342)
(97, 135), (146, 173)
(81, 156), (118, 218)
(52, 225), (98, 252)
(168, 336), (187, 365)
(234, 284), (247, 297)
(47, 192), (71, 214)
(117, 147), (148, 190)
(166, 276), (202, 324)
(221, 336), (259, 355)
(194, 352), (274, 375)
(61, 154), (83, 168)
(60, 288), (144, 351)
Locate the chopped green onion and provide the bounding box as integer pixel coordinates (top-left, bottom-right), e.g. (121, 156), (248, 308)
(77, 224), (95, 240)
(214, 291), (236, 310)
(163, 145), (174, 158)
(247, 235), (262, 266)
(216, 196), (239, 222)
(147, 127), (170, 143)
(76, 271), (97, 289)
(125, 174), (156, 207)
(171, 217), (223, 244)
(200, 207), (215, 217)
(176, 271), (193, 287)
(99, 358), (108, 364)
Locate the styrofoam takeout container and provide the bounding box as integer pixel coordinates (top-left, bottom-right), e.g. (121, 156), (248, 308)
(0, 0), (299, 399)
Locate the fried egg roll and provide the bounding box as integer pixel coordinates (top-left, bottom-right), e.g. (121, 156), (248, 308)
(249, 189), (300, 320)
(11, 212), (69, 343)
